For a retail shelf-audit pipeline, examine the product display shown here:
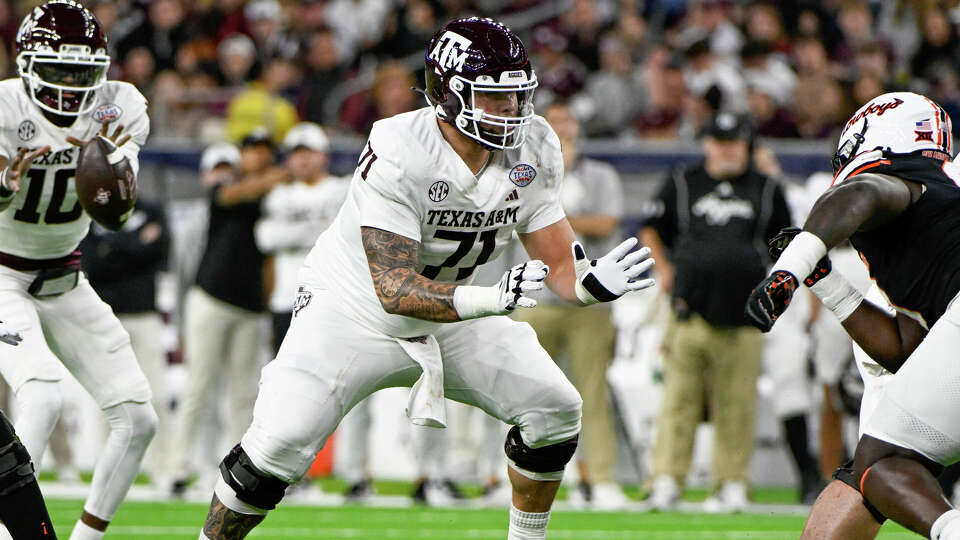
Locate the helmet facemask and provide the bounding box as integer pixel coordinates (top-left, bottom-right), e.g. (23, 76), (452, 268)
(17, 44), (109, 116)
(832, 118), (869, 174)
(445, 70), (538, 150)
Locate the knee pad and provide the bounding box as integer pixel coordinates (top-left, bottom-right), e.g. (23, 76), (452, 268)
(0, 439), (36, 497)
(504, 426), (578, 482)
(833, 461), (887, 524)
(219, 444), (289, 510)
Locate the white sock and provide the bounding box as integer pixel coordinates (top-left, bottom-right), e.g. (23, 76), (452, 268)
(69, 520), (104, 540)
(507, 505), (550, 540)
(933, 509), (960, 540)
(198, 532), (212, 540)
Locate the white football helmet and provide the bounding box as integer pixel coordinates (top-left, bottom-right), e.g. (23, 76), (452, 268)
(833, 92), (954, 174)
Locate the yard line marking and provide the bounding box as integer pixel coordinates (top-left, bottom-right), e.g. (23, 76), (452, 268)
(104, 527), (919, 539)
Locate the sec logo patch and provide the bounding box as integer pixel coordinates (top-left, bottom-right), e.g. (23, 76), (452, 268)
(92, 103), (123, 123)
(428, 180), (449, 202)
(509, 163), (537, 187)
(17, 120), (35, 141)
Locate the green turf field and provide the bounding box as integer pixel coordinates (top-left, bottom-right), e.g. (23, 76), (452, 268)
(42, 484), (920, 540)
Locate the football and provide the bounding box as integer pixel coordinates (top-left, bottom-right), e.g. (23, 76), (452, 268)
(75, 135), (136, 231)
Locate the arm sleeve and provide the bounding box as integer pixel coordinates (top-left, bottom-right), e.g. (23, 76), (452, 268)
(355, 143), (423, 242)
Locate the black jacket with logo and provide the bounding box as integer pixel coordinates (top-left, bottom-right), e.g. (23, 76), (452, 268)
(648, 162), (792, 327)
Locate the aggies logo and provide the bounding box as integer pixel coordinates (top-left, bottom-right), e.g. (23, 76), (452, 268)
(429, 31), (472, 72)
(293, 287), (312, 317)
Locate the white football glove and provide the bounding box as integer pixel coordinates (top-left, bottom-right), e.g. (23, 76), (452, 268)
(453, 260), (549, 319)
(0, 320), (22, 346)
(573, 237), (655, 305)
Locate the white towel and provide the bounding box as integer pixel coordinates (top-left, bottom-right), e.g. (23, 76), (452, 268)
(396, 335), (447, 428)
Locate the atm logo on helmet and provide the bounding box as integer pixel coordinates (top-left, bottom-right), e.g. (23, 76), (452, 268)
(846, 98), (904, 130)
(429, 31), (473, 73)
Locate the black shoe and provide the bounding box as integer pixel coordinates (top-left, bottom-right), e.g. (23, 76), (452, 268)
(170, 478), (189, 498)
(578, 481), (593, 503)
(411, 479), (428, 504)
(345, 479), (374, 499)
(800, 471), (826, 505)
(441, 479), (466, 499)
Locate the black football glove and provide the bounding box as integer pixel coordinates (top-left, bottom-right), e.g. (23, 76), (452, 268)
(744, 270), (799, 332)
(768, 226), (832, 287)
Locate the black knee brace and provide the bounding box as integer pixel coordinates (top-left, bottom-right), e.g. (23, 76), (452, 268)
(219, 444), (289, 510)
(833, 461), (886, 524)
(504, 426), (578, 474)
(0, 439), (36, 497)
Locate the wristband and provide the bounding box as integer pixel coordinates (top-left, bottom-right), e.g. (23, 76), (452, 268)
(574, 279), (598, 306)
(453, 285), (501, 320)
(809, 270), (863, 322)
(771, 231), (828, 282)
(0, 169), (12, 200)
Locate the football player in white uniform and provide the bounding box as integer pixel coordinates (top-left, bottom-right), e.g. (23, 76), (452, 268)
(199, 17), (654, 540)
(0, 3), (156, 539)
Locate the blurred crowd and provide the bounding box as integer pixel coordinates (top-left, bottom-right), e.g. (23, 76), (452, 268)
(0, 0), (955, 145)
(7, 0), (960, 511)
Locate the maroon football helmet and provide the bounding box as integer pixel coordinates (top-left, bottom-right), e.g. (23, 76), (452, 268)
(15, 1), (110, 116)
(424, 17), (538, 150)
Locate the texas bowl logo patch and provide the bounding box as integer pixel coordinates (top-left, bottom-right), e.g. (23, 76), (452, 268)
(17, 120), (35, 141)
(428, 180), (449, 202)
(509, 163), (537, 187)
(92, 103), (123, 123)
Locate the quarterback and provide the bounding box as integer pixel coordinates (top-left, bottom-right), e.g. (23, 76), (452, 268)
(0, 2), (156, 539)
(746, 92), (960, 540)
(199, 17), (653, 540)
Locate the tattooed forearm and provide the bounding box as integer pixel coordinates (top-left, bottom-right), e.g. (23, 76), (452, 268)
(202, 495), (265, 540)
(361, 226), (460, 322)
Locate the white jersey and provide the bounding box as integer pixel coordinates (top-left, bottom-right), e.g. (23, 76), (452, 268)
(256, 176), (350, 312)
(300, 107), (565, 337)
(0, 79), (149, 259)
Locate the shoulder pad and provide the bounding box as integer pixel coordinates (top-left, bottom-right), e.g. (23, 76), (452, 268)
(833, 150), (887, 186)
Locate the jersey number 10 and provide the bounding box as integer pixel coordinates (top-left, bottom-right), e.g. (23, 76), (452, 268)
(13, 168), (81, 224)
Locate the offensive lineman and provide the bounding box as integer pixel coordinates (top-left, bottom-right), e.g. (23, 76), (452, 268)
(199, 17), (654, 540)
(746, 92), (960, 539)
(0, 2), (156, 539)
